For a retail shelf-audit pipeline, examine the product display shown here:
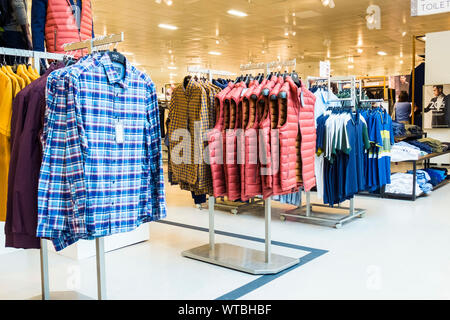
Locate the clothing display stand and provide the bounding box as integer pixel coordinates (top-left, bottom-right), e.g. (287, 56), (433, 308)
(3, 34), (125, 300)
(280, 191), (366, 229)
(280, 76), (366, 228)
(0, 47), (95, 300)
(183, 196), (299, 274)
(187, 66), (265, 215)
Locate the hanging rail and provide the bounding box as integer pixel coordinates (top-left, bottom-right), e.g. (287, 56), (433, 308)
(0, 47), (69, 74)
(240, 58), (297, 74)
(63, 33), (124, 54)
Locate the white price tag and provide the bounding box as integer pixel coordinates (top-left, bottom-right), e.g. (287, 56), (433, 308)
(115, 121), (125, 144)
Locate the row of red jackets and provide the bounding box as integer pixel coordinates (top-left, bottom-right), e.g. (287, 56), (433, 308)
(208, 75), (317, 201)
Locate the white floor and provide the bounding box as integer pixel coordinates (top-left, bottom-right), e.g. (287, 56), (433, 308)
(0, 178), (449, 300)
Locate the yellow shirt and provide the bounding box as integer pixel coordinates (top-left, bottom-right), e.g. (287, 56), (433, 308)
(22, 65), (38, 81)
(16, 65), (31, 87)
(5, 65), (25, 90)
(28, 65), (40, 79)
(1, 66), (20, 98)
(0, 71), (13, 222)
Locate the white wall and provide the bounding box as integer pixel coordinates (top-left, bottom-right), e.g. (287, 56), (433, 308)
(425, 30), (450, 164)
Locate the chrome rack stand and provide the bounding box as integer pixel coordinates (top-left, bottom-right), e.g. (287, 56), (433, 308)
(2, 36), (123, 300)
(213, 196), (265, 215)
(280, 191), (366, 229)
(182, 196), (299, 274)
(187, 66), (256, 215)
(37, 34), (126, 301)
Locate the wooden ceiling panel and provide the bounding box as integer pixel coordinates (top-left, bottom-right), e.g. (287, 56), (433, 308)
(26, 0), (450, 88)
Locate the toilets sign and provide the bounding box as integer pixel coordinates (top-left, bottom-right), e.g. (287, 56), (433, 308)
(411, 0), (450, 16)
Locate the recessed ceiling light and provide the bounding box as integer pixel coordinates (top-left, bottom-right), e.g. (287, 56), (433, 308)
(357, 48), (363, 54)
(158, 23), (178, 30)
(166, 0), (172, 5)
(168, 50), (172, 54)
(168, 66), (177, 70)
(284, 32), (289, 36)
(377, 51), (387, 56)
(400, 60), (404, 64)
(216, 40), (220, 44)
(227, 9), (247, 17)
(348, 65), (354, 69)
(402, 31), (407, 37)
(208, 51), (221, 56)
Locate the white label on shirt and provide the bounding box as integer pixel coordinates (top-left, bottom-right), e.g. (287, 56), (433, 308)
(115, 121), (125, 144)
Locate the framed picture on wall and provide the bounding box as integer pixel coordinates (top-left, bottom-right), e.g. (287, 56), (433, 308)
(423, 84), (450, 129)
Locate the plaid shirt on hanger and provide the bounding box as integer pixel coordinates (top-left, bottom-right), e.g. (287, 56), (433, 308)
(37, 52), (166, 251)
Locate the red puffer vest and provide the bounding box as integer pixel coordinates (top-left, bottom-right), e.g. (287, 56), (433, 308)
(269, 76), (293, 197)
(45, 0), (93, 57)
(208, 83), (234, 197)
(224, 83), (246, 201)
(241, 79), (268, 200)
(259, 76), (278, 199)
(239, 81), (260, 201)
(278, 76), (301, 192)
(297, 84), (317, 191)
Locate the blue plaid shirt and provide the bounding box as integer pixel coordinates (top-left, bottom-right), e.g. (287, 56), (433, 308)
(37, 52), (166, 251)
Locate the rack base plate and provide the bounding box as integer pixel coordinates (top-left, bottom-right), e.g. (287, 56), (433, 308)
(182, 243), (299, 275)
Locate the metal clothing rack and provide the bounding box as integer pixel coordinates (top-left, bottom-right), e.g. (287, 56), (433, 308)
(278, 75), (366, 228)
(240, 58), (297, 75)
(63, 33), (124, 54)
(186, 66), (263, 214)
(280, 191), (366, 229)
(186, 66), (235, 82)
(182, 196), (299, 274)
(0, 47), (69, 73)
(0, 47), (96, 300)
(3, 34), (124, 300)
(328, 76), (357, 104)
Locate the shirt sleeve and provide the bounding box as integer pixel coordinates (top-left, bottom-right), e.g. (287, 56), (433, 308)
(362, 121), (371, 150)
(146, 82), (166, 221)
(31, 0), (47, 52)
(37, 74), (72, 238)
(63, 74), (89, 234)
(389, 117), (395, 146)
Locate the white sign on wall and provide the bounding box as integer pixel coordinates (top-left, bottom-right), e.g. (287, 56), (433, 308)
(411, 0), (450, 16)
(320, 60), (330, 78)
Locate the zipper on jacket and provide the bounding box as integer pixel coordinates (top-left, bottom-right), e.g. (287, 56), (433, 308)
(54, 29), (57, 51)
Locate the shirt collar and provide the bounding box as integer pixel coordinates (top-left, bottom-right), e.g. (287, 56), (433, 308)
(96, 52), (131, 89)
(184, 77), (198, 97)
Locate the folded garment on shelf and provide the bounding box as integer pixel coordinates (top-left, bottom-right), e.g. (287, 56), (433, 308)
(424, 168), (447, 186)
(407, 140), (434, 154)
(417, 137), (446, 153)
(392, 121), (407, 137)
(391, 142), (425, 162)
(385, 173), (423, 196)
(407, 170), (433, 194)
(404, 124), (422, 135)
